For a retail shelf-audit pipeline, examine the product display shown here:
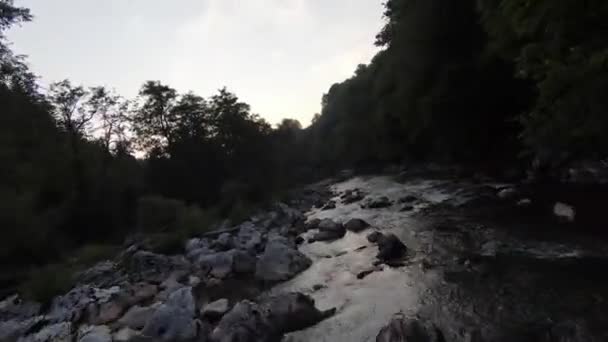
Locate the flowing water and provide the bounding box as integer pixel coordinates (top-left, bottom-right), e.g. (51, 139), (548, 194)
(273, 175), (608, 341)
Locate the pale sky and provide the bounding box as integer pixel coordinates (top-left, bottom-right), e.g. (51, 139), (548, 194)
(7, 0), (384, 125)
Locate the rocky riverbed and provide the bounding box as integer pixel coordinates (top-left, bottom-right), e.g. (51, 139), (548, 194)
(2, 170), (608, 341)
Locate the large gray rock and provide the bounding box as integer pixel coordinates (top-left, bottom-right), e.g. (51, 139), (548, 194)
(141, 304), (198, 341)
(344, 218), (370, 232)
(210, 300), (269, 342)
(362, 196), (392, 209)
(554, 202), (576, 222)
(309, 219), (346, 242)
(112, 327), (140, 342)
(185, 238), (215, 260)
(211, 293), (334, 342)
(75, 261), (118, 287)
(166, 287), (196, 316)
(213, 233), (234, 251)
(127, 251), (191, 283)
(376, 315), (443, 342)
(77, 325), (112, 342)
(201, 298), (230, 320)
(376, 234), (407, 262)
(117, 304), (159, 330)
(233, 223), (263, 252)
(0, 317), (43, 341)
(255, 238), (312, 282)
(197, 250), (256, 279)
(48, 286), (99, 323)
(18, 322), (72, 342)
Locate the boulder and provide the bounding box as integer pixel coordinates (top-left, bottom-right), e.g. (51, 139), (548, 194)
(255, 238), (312, 282)
(210, 300), (270, 342)
(376, 314), (444, 342)
(367, 231), (384, 243)
(19, 322), (72, 342)
(362, 196), (392, 209)
(141, 304), (198, 341)
(0, 317), (43, 341)
(341, 189), (365, 204)
(127, 251), (191, 283)
(233, 223), (263, 252)
(77, 325), (112, 342)
(185, 238), (215, 260)
(321, 200), (336, 210)
(48, 285), (97, 323)
(304, 218), (321, 230)
(211, 293), (334, 342)
(75, 261), (118, 287)
(92, 300), (125, 325)
(497, 187), (518, 200)
(117, 304), (159, 330)
(318, 219), (343, 232)
(517, 198), (532, 207)
(197, 251), (236, 279)
(554, 202), (576, 222)
(400, 205), (414, 212)
(201, 298), (230, 320)
(213, 233), (234, 251)
(112, 327), (140, 342)
(376, 234), (407, 262)
(399, 195), (418, 203)
(344, 218), (370, 232)
(166, 287), (196, 316)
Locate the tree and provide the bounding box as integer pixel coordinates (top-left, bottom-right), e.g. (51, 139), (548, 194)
(132, 81), (179, 153)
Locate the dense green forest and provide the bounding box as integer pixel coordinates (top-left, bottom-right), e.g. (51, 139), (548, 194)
(2, 0), (608, 287)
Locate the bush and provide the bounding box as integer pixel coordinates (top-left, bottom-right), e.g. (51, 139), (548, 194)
(19, 263), (74, 305)
(136, 196), (184, 232)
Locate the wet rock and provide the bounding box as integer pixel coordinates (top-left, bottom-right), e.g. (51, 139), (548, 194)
(344, 218), (370, 232)
(318, 219), (343, 232)
(357, 267), (381, 279)
(321, 200), (336, 210)
(309, 230), (345, 242)
(201, 298), (230, 320)
(543, 320), (598, 342)
(19, 322), (72, 342)
(117, 304), (159, 330)
(517, 198), (532, 207)
(255, 238), (312, 282)
(497, 187), (518, 200)
(341, 189), (365, 204)
(376, 314), (443, 342)
(211, 293), (334, 342)
(77, 325), (112, 342)
(367, 231), (384, 243)
(554, 202), (576, 222)
(304, 218), (321, 230)
(399, 195), (418, 203)
(312, 284), (325, 291)
(376, 234), (407, 262)
(362, 196), (392, 209)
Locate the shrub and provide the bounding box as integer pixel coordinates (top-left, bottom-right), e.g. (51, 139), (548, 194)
(19, 263), (74, 305)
